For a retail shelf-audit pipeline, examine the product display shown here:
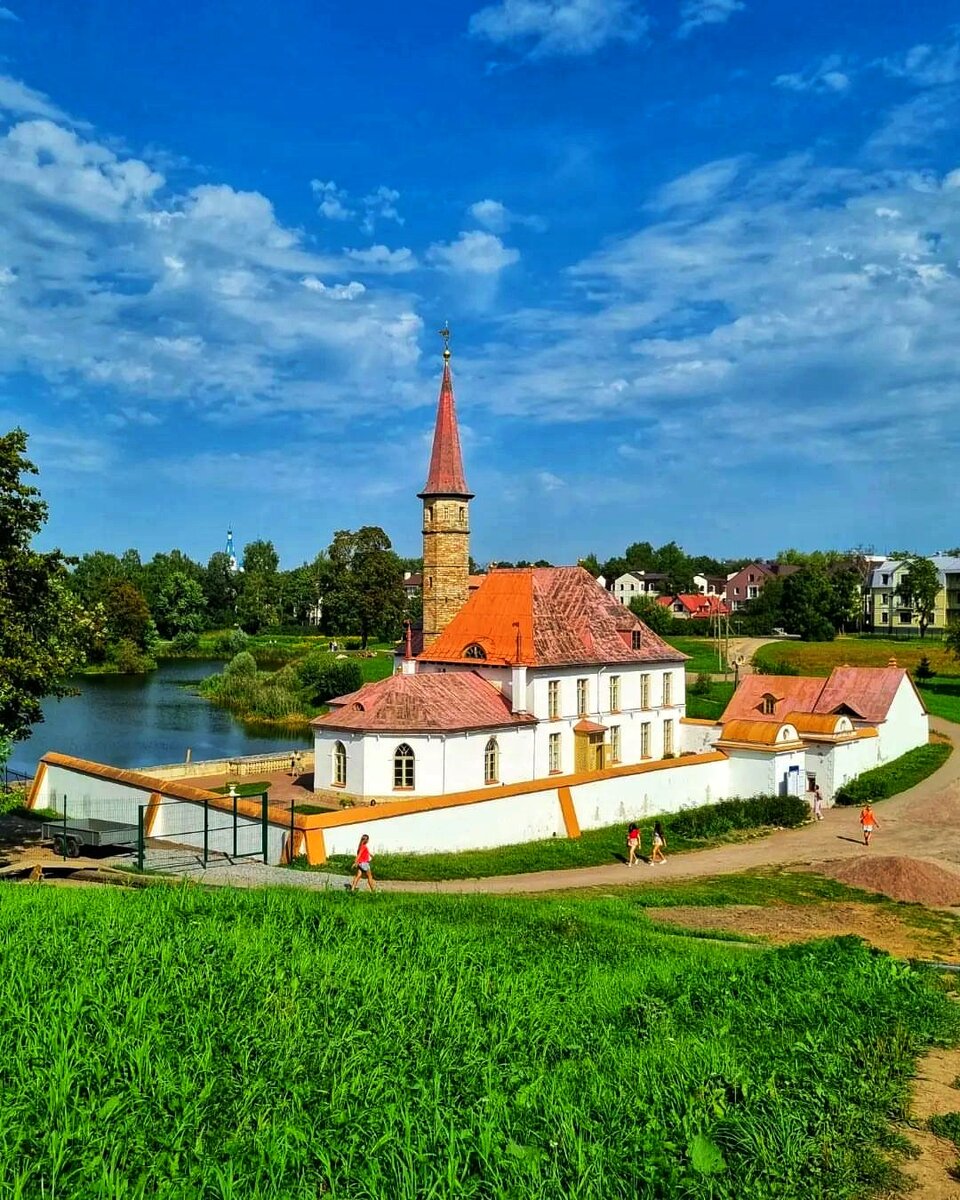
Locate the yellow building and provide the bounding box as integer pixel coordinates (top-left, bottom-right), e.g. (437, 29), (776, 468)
(866, 556), (960, 633)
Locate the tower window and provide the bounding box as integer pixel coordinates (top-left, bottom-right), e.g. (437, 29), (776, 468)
(394, 743), (415, 789)
(425, 506), (434, 525)
(459, 506), (466, 523)
(464, 643), (486, 659)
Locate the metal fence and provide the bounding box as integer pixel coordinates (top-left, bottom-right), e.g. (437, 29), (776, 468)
(41, 789), (291, 873)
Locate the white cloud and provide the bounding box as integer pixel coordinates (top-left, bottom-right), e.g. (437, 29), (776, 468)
(311, 178), (353, 220)
(654, 157), (746, 209)
(344, 244), (418, 273)
(774, 55), (851, 94)
(468, 0), (648, 58)
(468, 197), (545, 232)
(880, 40), (960, 87)
(0, 96), (425, 424)
(0, 6), (19, 19)
(428, 230), (520, 275)
(0, 75), (71, 122)
(677, 0), (744, 38)
(301, 276), (366, 299)
(362, 186), (403, 234)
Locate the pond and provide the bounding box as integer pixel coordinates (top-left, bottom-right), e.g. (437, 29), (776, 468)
(8, 660), (305, 776)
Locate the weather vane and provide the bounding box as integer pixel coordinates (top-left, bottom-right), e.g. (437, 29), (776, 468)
(439, 322), (451, 360)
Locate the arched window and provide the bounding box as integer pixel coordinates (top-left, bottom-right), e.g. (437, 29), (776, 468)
(484, 737), (499, 784)
(459, 506), (466, 523)
(761, 694), (776, 716)
(394, 743), (415, 789)
(464, 643), (487, 659)
(333, 741), (347, 787)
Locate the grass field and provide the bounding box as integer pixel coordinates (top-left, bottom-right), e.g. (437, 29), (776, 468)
(833, 741), (952, 805)
(753, 637), (959, 677)
(666, 635), (728, 674)
(686, 680), (735, 720)
(0, 884), (956, 1199)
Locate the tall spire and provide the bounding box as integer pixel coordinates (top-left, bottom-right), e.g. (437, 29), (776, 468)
(418, 326), (473, 499)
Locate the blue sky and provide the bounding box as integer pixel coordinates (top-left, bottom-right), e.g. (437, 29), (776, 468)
(1, 0), (958, 569)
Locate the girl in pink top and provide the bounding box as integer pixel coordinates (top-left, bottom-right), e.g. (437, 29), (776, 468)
(350, 834), (375, 891)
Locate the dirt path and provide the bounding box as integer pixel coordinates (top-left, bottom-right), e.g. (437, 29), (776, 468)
(382, 718), (960, 894)
(891, 1046), (960, 1197)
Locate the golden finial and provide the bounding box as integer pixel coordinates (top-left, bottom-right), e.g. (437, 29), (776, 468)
(439, 322), (451, 361)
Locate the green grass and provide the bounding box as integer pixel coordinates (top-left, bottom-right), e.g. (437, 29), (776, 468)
(686, 679), (735, 720)
(834, 741), (952, 806)
(667, 635), (730, 675)
(0, 885), (955, 1199)
(305, 794), (809, 881)
(918, 677), (960, 724)
(209, 780), (272, 798)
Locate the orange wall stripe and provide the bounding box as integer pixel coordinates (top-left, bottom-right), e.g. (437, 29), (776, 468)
(557, 786), (581, 840)
(144, 792), (162, 836)
(303, 828), (327, 866)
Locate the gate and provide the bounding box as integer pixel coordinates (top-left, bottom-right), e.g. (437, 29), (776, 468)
(136, 792), (271, 872)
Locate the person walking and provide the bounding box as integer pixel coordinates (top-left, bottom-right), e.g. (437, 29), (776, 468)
(626, 822), (641, 867)
(859, 804), (879, 847)
(350, 833), (376, 891)
(651, 821), (667, 864)
(812, 785), (824, 821)
(289, 752), (298, 779)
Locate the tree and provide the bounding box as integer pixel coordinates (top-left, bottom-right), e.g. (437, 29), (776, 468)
(203, 551), (239, 627)
(628, 594), (672, 635)
(624, 541), (657, 573)
(743, 576), (785, 634)
(654, 541), (695, 595)
(103, 580), (152, 647)
(153, 571), (207, 639)
(895, 555), (940, 639)
(947, 621), (960, 664)
(242, 540), (280, 576)
(0, 429), (95, 742)
(69, 551), (125, 602)
(578, 553), (601, 577)
(326, 527), (405, 647)
(779, 570), (836, 641)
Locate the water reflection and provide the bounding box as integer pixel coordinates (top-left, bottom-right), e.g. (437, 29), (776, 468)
(9, 660), (303, 774)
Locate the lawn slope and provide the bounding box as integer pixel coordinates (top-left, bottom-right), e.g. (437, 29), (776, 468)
(0, 885), (955, 1199)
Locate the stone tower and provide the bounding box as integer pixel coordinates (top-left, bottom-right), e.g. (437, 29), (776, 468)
(418, 332), (473, 646)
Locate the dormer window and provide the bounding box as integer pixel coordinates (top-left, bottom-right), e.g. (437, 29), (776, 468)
(464, 643), (486, 659)
(761, 694), (776, 716)
(631, 630), (642, 650)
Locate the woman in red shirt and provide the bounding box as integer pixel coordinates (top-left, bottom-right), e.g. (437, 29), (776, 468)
(350, 834), (376, 891)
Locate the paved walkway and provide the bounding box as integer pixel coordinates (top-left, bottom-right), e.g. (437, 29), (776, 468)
(378, 718), (960, 894)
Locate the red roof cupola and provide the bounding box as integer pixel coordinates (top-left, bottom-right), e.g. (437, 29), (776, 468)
(418, 333), (473, 500)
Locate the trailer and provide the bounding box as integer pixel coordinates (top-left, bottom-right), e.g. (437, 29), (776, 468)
(41, 818), (139, 859)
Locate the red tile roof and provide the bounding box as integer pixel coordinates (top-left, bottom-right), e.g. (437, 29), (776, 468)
(420, 566), (685, 668)
(657, 593), (731, 618)
(311, 670), (535, 734)
(721, 667), (915, 725)
(418, 359), (472, 498)
(814, 666), (912, 723)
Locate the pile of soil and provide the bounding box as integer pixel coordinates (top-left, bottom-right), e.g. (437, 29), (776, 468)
(819, 856), (960, 906)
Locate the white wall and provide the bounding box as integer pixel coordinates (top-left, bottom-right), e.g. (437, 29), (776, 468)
(804, 736), (880, 803)
(38, 763), (288, 862)
(724, 747), (806, 797)
(681, 722), (722, 754)
(570, 758), (727, 829)
(876, 678), (929, 763)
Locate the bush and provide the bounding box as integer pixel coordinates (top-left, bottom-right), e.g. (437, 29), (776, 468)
(215, 629), (249, 655)
(108, 639), (156, 674)
(833, 742), (951, 806)
(295, 653), (363, 705)
(171, 630), (201, 653)
(754, 658), (801, 676)
(690, 672), (712, 695)
(224, 651), (258, 679)
(669, 793), (808, 839)
(344, 638), (362, 651)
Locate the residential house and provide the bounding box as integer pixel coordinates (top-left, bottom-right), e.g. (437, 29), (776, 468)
(613, 571), (668, 605)
(693, 574), (726, 596)
(657, 593), (731, 620)
(865, 555), (960, 634)
(724, 562), (799, 612)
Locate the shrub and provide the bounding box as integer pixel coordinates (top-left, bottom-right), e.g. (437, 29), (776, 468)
(215, 629), (249, 655)
(171, 630), (201, 653)
(833, 742), (951, 806)
(669, 794), (809, 839)
(344, 638), (362, 651)
(108, 639), (156, 674)
(915, 655), (934, 682)
(754, 658), (801, 676)
(690, 672), (712, 695)
(295, 653), (363, 705)
(224, 651), (258, 679)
